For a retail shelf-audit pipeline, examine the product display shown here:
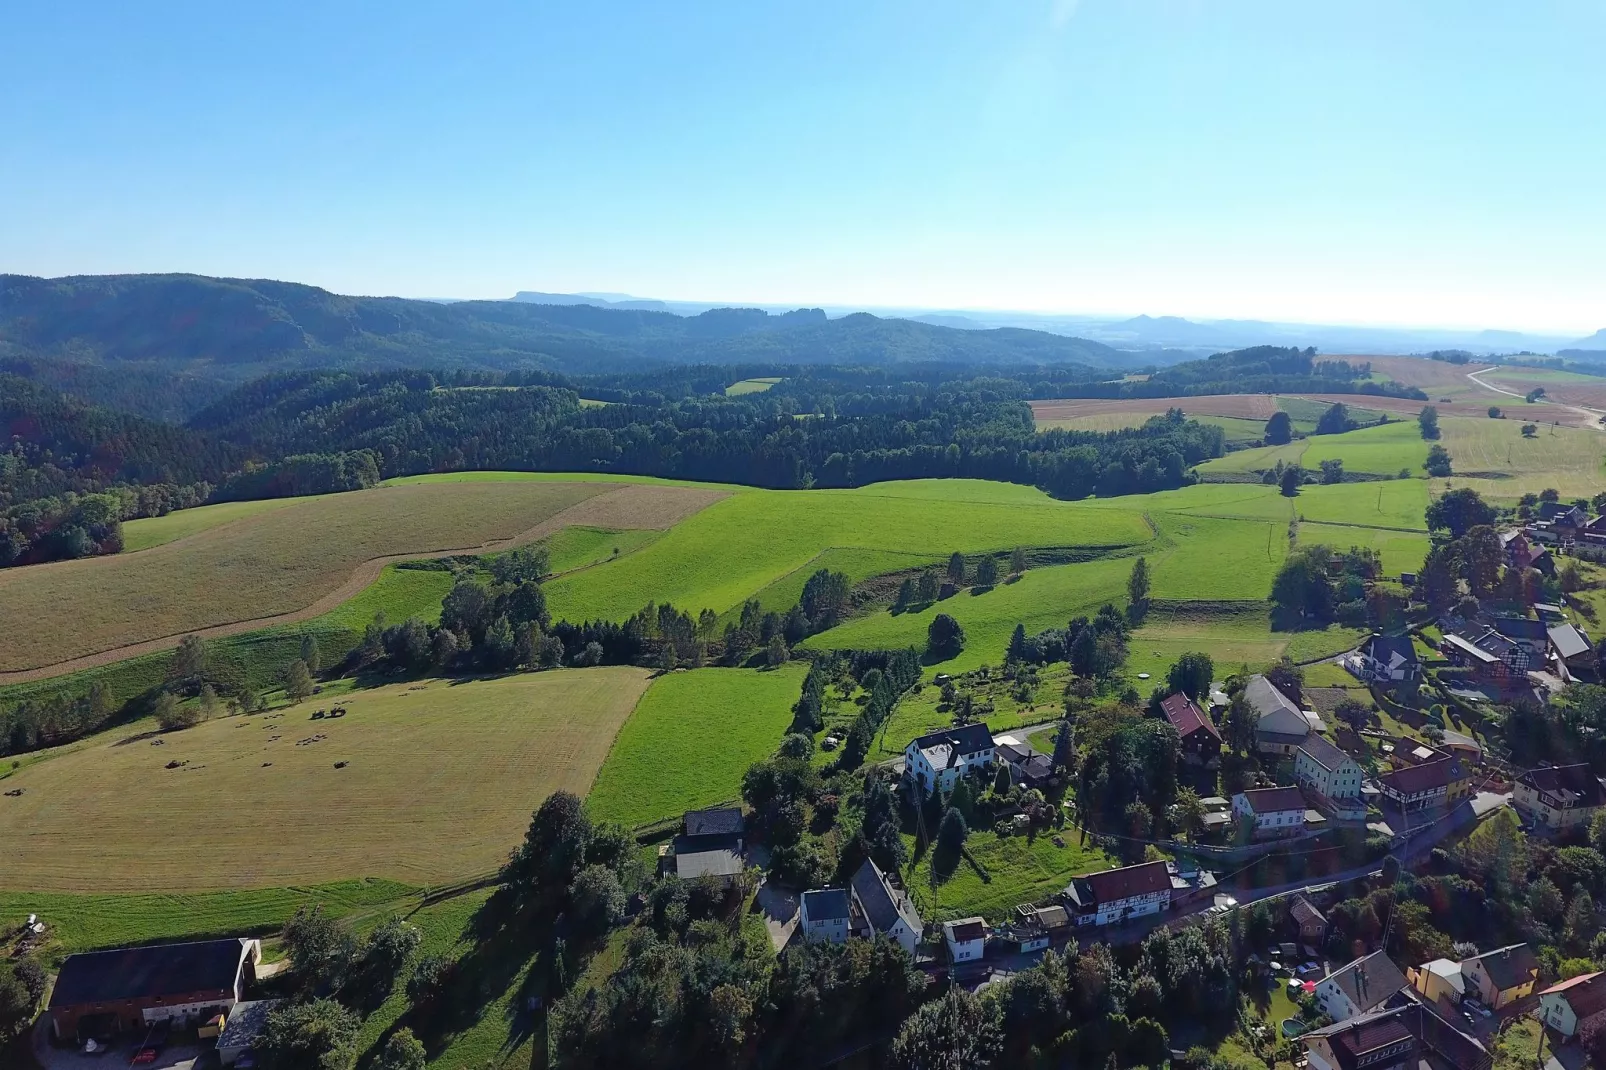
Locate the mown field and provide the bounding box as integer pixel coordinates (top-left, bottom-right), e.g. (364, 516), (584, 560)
(726, 376), (783, 395)
(905, 827), (1118, 923)
(0, 669), (653, 891)
(1434, 414), (1606, 501)
(585, 664), (808, 827)
(121, 493), (336, 551)
(1, 481), (724, 678)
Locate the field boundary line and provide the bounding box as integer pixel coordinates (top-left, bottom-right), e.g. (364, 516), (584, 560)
(0, 485), (726, 686)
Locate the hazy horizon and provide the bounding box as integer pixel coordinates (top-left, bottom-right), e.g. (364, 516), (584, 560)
(5, 1), (1604, 334)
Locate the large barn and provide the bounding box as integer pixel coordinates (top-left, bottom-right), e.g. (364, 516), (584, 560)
(48, 937), (261, 1043)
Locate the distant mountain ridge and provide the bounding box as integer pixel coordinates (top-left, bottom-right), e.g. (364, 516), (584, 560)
(0, 273), (1134, 395)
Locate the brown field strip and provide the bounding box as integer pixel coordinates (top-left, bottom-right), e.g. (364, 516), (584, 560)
(0, 669), (654, 891)
(0, 482), (726, 680)
(1031, 394), (1280, 426)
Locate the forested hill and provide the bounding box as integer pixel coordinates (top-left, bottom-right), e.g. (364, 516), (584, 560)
(0, 273), (1130, 382)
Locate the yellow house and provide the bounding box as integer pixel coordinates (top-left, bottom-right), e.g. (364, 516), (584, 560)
(1461, 943), (1539, 1010)
(1408, 958), (1465, 1006)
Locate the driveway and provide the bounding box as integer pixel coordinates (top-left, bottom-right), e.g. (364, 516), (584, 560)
(754, 879), (799, 952)
(31, 1017), (216, 1070)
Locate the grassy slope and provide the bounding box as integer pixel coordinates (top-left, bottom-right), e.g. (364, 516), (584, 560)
(544, 482), (1151, 623)
(1295, 522), (1429, 578)
(586, 663), (808, 827)
(0, 669), (653, 891)
(121, 494), (336, 551)
(906, 828), (1117, 923)
(1434, 413), (1606, 501)
(1300, 420), (1429, 476)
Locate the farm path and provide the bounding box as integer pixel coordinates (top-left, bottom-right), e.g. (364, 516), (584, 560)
(1466, 368), (1606, 430)
(0, 483), (727, 685)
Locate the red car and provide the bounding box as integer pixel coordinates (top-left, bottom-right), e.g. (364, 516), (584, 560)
(131, 1048), (159, 1065)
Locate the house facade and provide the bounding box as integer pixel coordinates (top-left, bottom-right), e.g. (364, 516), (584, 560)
(1461, 943), (1539, 1010)
(1539, 972), (1606, 1038)
(1315, 951), (1409, 1022)
(1246, 675), (1315, 755)
(1408, 959), (1466, 1006)
(850, 859), (922, 954)
(1514, 763), (1606, 831)
(48, 938), (262, 1042)
(1355, 634), (1421, 683)
(1377, 755), (1468, 813)
(1232, 786), (1309, 839)
(903, 723), (994, 797)
(800, 888), (852, 945)
(1062, 860), (1172, 927)
(1295, 735), (1366, 819)
(1290, 894), (1328, 948)
(943, 917), (987, 963)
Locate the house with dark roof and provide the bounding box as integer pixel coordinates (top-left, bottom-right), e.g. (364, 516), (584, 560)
(850, 859), (922, 954)
(1062, 860), (1172, 927)
(1295, 735), (1366, 819)
(800, 888), (853, 945)
(1501, 530), (1555, 575)
(1355, 634), (1421, 684)
(993, 736), (1055, 789)
(1515, 763), (1606, 831)
(672, 807), (746, 881)
(1245, 675), (1317, 755)
(1550, 622), (1595, 680)
(47, 937), (261, 1042)
(1377, 754), (1469, 813)
(943, 917), (987, 963)
(902, 722), (994, 797)
(1461, 943), (1539, 1010)
(1494, 616), (1551, 660)
(1160, 692), (1221, 764)
(1315, 951), (1409, 1022)
(1537, 501), (1590, 537)
(1289, 893), (1328, 948)
(1303, 1002), (1490, 1070)
(1232, 786), (1310, 839)
(1541, 972), (1606, 1037)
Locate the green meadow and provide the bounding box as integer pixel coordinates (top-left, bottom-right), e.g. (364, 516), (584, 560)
(1299, 420), (1429, 476)
(905, 828), (1118, 923)
(585, 663), (808, 827)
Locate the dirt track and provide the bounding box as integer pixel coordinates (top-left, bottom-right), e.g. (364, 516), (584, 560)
(0, 483), (726, 686)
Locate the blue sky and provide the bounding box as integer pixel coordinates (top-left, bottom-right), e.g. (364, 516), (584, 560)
(3, 1), (1603, 332)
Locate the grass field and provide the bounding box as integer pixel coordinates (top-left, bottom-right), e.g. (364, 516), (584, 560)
(1295, 522), (1429, 577)
(1299, 420), (1427, 476)
(1433, 413), (1606, 500)
(0, 879), (418, 963)
(544, 481), (1152, 625)
(3, 481), (727, 678)
(725, 376), (783, 395)
(121, 494), (336, 551)
(585, 663), (807, 828)
(904, 827), (1117, 922)
(0, 669), (653, 891)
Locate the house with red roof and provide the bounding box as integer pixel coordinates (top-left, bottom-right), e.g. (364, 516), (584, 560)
(1160, 692), (1221, 764)
(1539, 971), (1606, 1038)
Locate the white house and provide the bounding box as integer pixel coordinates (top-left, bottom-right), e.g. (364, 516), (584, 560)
(850, 859), (922, 955)
(1294, 735), (1366, 819)
(1540, 972), (1606, 1038)
(1515, 764), (1606, 831)
(1062, 860), (1172, 927)
(902, 723), (995, 797)
(1232, 786), (1309, 839)
(1353, 634), (1421, 684)
(799, 888), (852, 945)
(1316, 951), (1409, 1022)
(943, 917), (987, 963)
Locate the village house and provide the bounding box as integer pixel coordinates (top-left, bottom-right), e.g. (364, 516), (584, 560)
(1294, 734), (1367, 820)
(943, 917), (987, 963)
(902, 722), (994, 797)
(992, 735), (1054, 789)
(1232, 785), (1309, 839)
(1353, 634), (1421, 684)
(1245, 675), (1317, 756)
(849, 858), (922, 954)
(799, 888), (853, 945)
(1501, 529), (1555, 575)
(1514, 763), (1606, 831)
(1493, 616), (1552, 661)
(1289, 893), (1328, 948)
(1316, 951), (1409, 1022)
(1159, 692), (1222, 764)
(1550, 622), (1595, 681)
(1461, 943), (1539, 1010)
(1537, 501), (1591, 541)
(1062, 860), (1172, 927)
(1408, 958), (1466, 1006)
(1302, 1003), (1490, 1070)
(47, 938), (262, 1043)
(1539, 972), (1606, 1038)
(672, 806), (746, 881)
(1376, 754), (1469, 814)
(1441, 627), (1532, 682)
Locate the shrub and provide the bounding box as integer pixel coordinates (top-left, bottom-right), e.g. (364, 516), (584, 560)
(927, 614), (966, 660)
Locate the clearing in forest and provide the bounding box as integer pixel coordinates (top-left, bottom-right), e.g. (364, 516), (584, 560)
(0, 668), (654, 892)
(0, 481), (725, 678)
